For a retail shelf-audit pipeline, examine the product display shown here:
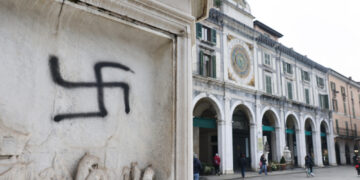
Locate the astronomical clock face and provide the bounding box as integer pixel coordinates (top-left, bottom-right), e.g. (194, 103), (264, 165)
(231, 45), (250, 78)
(228, 38), (254, 86)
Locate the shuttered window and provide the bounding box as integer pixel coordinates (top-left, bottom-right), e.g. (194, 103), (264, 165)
(264, 53), (271, 66)
(212, 55), (216, 78)
(196, 23), (217, 45)
(283, 62), (293, 74)
(333, 99), (338, 112)
(211, 29), (216, 44)
(301, 70), (310, 81)
(199, 51), (204, 75)
(316, 76), (325, 89)
(199, 50), (216, 78)
(196, 23), (202, 39)
(287, 82), (293, 100)
(355, 124), (358, 137)
(336, 119), (339, 134)
(265, 75), (272, 94)
(319, 94), (329, 109)
(305, 88), (310, 104)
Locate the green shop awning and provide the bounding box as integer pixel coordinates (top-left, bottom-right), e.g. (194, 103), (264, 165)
(321, 132), (327, 137)
(263, 125), (275, 132)
(305, 131), (312, 136)
(193, 117), (216, 129)
(286, 129), (294, 134)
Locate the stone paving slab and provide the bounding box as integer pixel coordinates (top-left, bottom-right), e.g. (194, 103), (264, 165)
(200, 166), (337, 180)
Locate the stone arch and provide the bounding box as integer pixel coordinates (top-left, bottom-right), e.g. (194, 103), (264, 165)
(260, 106), (280, 127)
(261, 107), (281, 162)
(193, 93), (224, 121)
(304, 116), (316, 131)
(192, 93), (223, 168)
(320, 119), (330, 133)
(320, 119), (331, 166)
(230, 101), (255, 124)
(285, 112), (300, 130)
(285, 111), (301, 166)
(231, 101), (256, 171)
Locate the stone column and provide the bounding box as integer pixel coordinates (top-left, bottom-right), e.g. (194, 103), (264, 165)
(218, 96), (234, 174)
(250, 123), (258, 170)
(339, 140), (346, 164)
(275, 127), (282, 162)
(327, 119), (337, 166)
(254, 94), (263, 171)
(278, 108), (286, 162)
(298, 113), (306, 167)
(217, 118), (226, 173)
(313, 130), (324, 166)
(350, 142), (355, 164)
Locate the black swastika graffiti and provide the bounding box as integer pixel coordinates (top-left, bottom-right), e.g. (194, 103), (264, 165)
(49, 55), (134, 122)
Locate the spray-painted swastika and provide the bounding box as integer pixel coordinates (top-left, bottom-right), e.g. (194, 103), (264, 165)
(49, 55), (134, 122)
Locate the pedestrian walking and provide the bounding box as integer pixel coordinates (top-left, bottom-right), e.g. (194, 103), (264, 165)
(355, 159), (360, 176)
(305, 155), (315, 177)
(258, 154), (267, 175)
(193, 154), (202, 180)
(353, 155), (358, 165)
(214, 153), (221, 176)
(239, 153), (247, 178)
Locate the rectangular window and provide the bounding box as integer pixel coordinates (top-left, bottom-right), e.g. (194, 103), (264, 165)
(345, 121), (349, 136)
(283, 62), (293, 74)
(199, 51), (216, 78)
(196, 24), (217, 44)
(201, 26), (210, 41)
(344, 101), (347, 115)
(265, 75), (272, 94)
(301, 70), (310, 82)
(352, 99), (356, 118)
(330, 82), (336, 92)
(341, 86), (346, 97)
(287, 82), (293, 100)
(336, 119), (339, 134)
(316, 76), (325, 89)
(305, 88), (310, 104)
(319, 94), (329, 109)
(355, 124), (358, 137)
(332, 99), (338, 112)
(264, 53), (271, 66)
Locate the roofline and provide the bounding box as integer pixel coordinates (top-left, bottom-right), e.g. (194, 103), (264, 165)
(207, 9), (327, 73)
(254, 20), (283, 38)
(328, 69), (360, 88)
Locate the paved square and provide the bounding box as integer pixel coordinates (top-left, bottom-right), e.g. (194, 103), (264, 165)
(202, 166), (360, 180)
(249, 166), (358, 180)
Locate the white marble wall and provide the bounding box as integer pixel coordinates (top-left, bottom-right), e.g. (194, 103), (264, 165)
(0, 0), (195, 179)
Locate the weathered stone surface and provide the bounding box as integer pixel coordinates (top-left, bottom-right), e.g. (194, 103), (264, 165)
(0, 0), (195, 179)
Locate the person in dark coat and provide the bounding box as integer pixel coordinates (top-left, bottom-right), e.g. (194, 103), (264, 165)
(258, 154), (267, 175)
(353, 155), (358, 165)
(239, 153), (247, 178)
(305, 155), (314, 176)
(194, 154), (202, 180)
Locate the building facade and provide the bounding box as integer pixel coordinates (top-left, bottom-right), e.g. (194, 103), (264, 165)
(328, 69), (360, 165)
(0, 0), (209, 179)
(192, 0), (336, 174)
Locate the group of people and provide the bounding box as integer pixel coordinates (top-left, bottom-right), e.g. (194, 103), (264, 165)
(194, 153), (316, 179)
(193, 153), (221, 180)
(258, 154), (315, 177)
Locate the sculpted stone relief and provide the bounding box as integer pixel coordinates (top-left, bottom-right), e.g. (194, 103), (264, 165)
(0, 153), (154, 180)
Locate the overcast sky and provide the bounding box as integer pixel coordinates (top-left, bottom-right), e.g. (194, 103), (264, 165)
(250, 0), (360, 81)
